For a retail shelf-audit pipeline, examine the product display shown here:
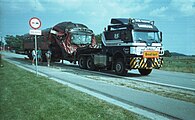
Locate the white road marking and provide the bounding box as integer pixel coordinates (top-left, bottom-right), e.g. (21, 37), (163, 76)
(126, 76), (195, 92)
(191, 79), (195, 82)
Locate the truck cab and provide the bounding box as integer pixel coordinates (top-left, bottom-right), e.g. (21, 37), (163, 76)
(101, 18), (164, 75)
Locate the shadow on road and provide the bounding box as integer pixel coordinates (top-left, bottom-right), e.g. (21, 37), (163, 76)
(8, 57), (142, 78)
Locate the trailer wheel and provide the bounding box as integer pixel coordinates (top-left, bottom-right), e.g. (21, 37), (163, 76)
(27, 52), (32, 60)
(86, 56), (95, 70)
(114, 59), (127, 76)
(28, 54), (32, 60)
(79, 56), (87, 69)
(138, 69), (152, 76)
(42, 54), (47, 62)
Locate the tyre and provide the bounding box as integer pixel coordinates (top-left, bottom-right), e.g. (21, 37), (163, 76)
(28, 54), (32, 60)
(138, 69), (152, 76)
(86, 57), (95, 70)
(27, 52), (32, 60)
(42, 54), (47, 62)
(79, 56), (87, 69)
(114, 59), (127, 76)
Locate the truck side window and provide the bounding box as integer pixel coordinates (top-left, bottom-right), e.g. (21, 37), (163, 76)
(126, 30), (132, 41)
(121, 30), (132, 42)
(121, 31), (125, 40)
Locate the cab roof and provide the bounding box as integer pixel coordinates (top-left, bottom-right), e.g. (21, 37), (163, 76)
(109, 18), (159, 32)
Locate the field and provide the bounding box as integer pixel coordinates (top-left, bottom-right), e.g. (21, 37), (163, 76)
(161, 56), (195, 73)
(0, 60), (147, 120)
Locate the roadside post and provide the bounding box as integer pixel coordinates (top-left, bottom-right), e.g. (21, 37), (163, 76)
(29, 17), (42, 76)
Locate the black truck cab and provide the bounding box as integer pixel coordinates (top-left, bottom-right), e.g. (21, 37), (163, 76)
(101, 18), (164, 75)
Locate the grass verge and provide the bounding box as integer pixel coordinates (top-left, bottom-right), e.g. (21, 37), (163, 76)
(0, 60), (147, 120)
(161, 56), (195, 73)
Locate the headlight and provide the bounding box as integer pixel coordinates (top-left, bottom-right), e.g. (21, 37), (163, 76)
(130, 47), (136, 54)
(130, 47), (145, 55)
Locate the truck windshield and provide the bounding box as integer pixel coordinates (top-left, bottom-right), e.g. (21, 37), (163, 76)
(71, 34), (92, 45)
(132, 31), (160, 43)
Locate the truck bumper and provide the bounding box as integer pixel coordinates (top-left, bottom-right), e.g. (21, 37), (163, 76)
(128, 57), (163, 69)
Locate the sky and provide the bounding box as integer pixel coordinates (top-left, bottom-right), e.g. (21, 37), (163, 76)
(0, 0), (195, 55)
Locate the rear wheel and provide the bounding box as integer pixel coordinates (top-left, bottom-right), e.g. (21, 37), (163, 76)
(86, 56), (95, 70)
(114, 59), (127, 76)
(138, 69), (152, 76)
(42, 54), (47, 62)
(79, 56), (87, 69)
(27, 51), (32, 60)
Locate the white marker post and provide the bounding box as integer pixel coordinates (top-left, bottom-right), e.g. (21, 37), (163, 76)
(29, 17), (42, 76)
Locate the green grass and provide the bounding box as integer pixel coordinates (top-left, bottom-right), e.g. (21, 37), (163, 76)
(0, 60), (147, 120)
(161, 56), (195, 73)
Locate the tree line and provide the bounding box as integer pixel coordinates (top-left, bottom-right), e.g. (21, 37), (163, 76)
(3, 35), (24, 51)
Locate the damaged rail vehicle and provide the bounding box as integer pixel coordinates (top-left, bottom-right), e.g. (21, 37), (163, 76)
(23, 22), (96, 62)
(77, 18), (164, 75)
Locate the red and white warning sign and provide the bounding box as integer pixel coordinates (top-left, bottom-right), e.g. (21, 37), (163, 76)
(29, 17), (41, 30)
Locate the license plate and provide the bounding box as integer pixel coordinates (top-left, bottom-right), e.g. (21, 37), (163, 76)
(143, 51), (159, 58)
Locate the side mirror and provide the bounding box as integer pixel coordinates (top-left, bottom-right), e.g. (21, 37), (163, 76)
(160, 31), (162, 42)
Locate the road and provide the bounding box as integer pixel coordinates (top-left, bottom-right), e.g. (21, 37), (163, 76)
(1, 52), (195, 120)
(2, 52), (195, 90)
(128, 69), (195, 90)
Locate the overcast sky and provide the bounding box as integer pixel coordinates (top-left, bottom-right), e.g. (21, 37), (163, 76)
(0, 0), (195, 55)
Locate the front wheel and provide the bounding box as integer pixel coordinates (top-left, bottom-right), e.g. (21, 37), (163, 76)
(114, 59), (127, 76)
(138, 69), (152, 76)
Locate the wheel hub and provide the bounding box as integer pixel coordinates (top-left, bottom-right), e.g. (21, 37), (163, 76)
(116, 64), (122, 72)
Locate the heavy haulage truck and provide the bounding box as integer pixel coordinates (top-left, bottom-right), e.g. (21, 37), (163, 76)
(76, 18), (164, 75)
(23, 18), (164, 76)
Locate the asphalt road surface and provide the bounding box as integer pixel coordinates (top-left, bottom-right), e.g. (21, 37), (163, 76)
(3, 52), (195, 90)
(2, 52), (195, 120)
(128, 69), (195, 91)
